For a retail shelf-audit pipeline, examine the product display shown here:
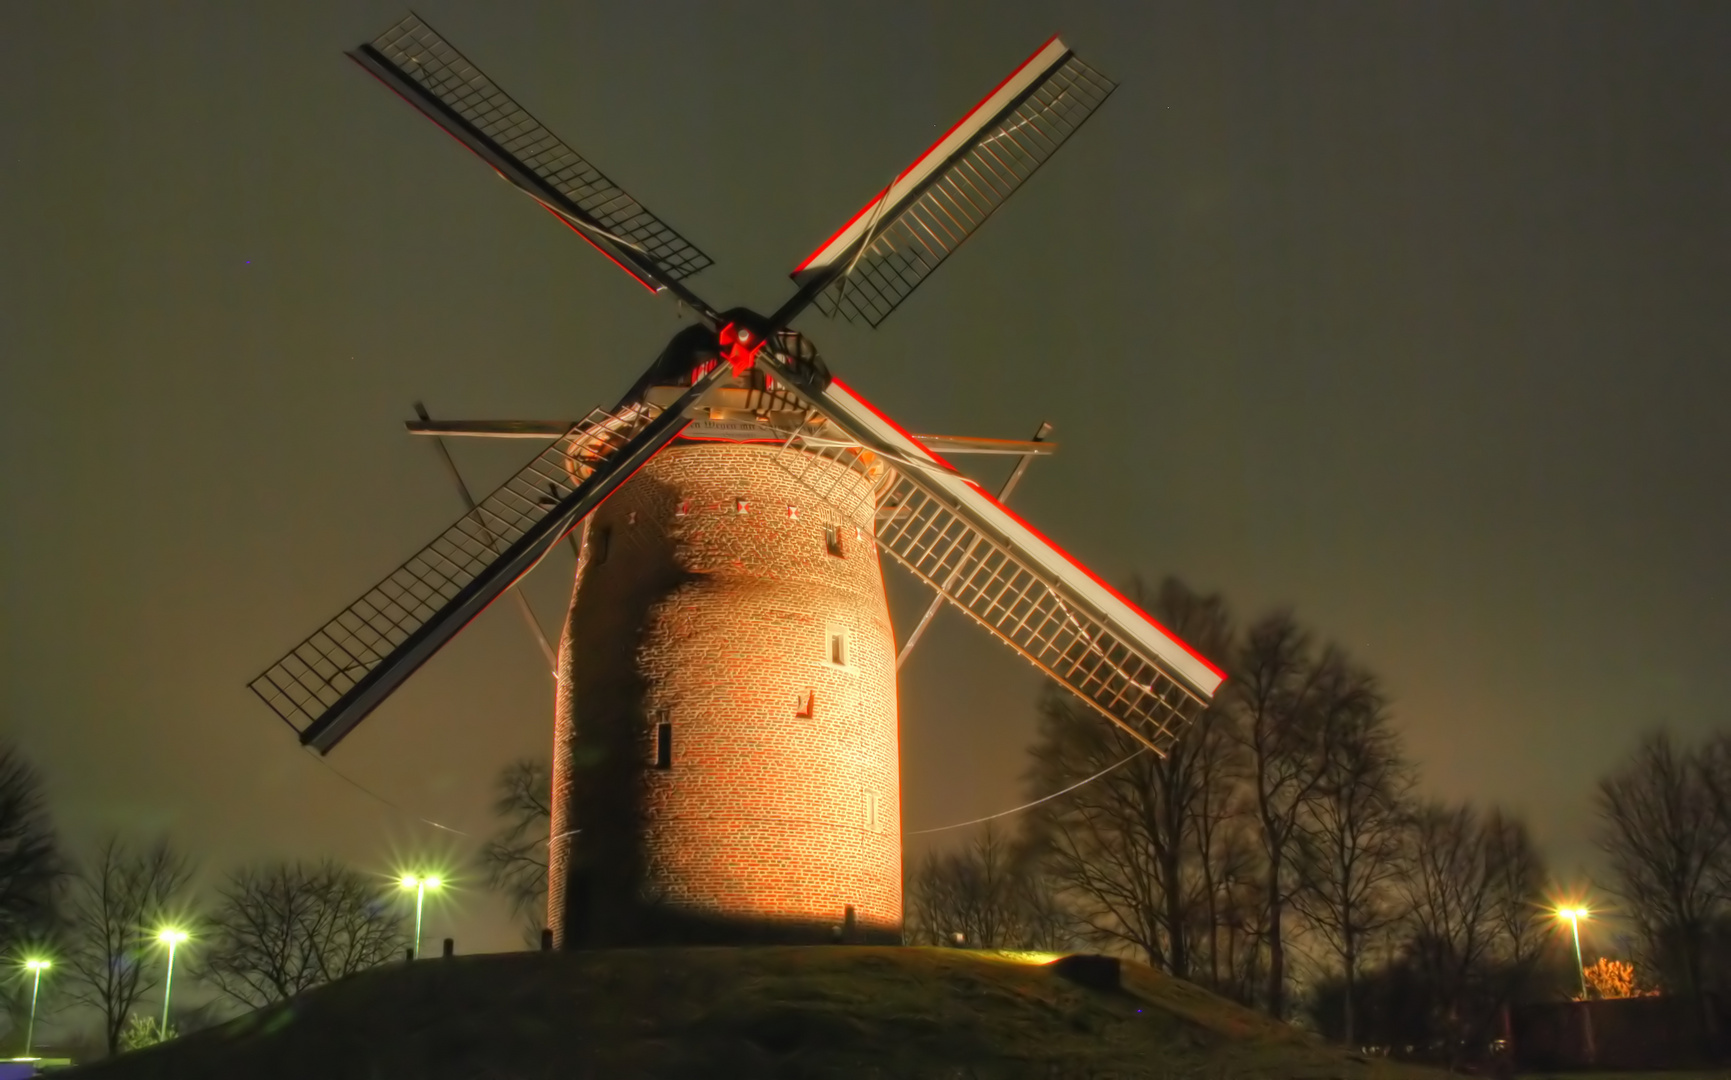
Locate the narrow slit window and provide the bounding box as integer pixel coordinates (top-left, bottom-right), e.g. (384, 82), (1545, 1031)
(827, 628), (849, 667)
(864, 792), (880, 831)
(796, 690), (815, 719)
(654, 721), (672, 770)
(824, 525), (845, 558)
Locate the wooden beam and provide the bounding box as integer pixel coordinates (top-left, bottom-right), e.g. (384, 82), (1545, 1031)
(405, 420), (575, 438)
(911, 434), (1057, 455)
(406, 419), (1055, 454)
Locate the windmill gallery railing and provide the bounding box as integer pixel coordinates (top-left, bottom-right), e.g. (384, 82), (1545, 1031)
(249, 403), (658, 737)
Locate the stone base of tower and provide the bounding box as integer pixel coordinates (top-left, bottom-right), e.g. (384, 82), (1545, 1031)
(548, 442), (902, 948)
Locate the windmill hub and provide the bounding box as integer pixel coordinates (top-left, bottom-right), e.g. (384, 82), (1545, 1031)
(640, 310), (829, 394)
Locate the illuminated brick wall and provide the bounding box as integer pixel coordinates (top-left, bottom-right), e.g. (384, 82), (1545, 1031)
(550, 442), (901, 946)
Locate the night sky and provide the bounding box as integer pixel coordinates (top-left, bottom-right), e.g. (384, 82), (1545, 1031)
(4, 2), (1728, 955)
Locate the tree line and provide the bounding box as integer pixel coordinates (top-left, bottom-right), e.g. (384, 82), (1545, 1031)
(905, 577), (1731, 1062)
(0, 744), (408, 1057)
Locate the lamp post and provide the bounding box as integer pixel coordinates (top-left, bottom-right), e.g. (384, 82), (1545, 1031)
(400, 875), (442, 958)
(157, 928), (189, 1039)
(22, 959), (50, 1057)
(1558, 907), (1589, 999)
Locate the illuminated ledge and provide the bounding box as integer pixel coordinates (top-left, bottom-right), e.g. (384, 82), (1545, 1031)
(407, 417), (1056, 455)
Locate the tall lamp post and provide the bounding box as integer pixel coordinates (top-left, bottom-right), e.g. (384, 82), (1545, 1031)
(400, 874), (442, 958)
(1558, 907), (1590, 999)
(22, 959), (50, 1057)
(157, 928), (189, 1039)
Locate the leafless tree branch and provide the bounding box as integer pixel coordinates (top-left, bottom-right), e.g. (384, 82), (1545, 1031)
(198, 860), (407, 1010)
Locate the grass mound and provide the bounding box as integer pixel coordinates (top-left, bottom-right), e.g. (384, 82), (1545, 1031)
(67, 947), (1443, 1079)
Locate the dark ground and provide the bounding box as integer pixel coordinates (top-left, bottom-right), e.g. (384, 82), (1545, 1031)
(62, 946), (1453, 1079)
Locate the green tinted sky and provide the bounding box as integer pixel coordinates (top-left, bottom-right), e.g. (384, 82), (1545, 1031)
(3, 1), (1727, 953)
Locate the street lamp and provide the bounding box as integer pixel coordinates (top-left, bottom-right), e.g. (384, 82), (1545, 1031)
(22, 959), (50, 1058)
(1557, 906), (1590, 999)
(157, 928), (189, 1039)
(399, 874), (442, 958)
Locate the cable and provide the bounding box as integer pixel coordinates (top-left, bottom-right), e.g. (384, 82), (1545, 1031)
(303, 724), (1143, 843)
(303, 748), (473, 837)
(904, 747), (1148, 835)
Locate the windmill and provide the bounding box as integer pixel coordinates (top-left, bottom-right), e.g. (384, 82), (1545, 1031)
(251, 13), (1226, 947)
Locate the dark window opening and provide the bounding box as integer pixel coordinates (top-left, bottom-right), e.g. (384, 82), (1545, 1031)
(828, 630), (848, 667)
(655, 722), (672, 770)
(796, 691), (815, 719)
(824, 525), (845, 558)
(591, 526), (611, 565)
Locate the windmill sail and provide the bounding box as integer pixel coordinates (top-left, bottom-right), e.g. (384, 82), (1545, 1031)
(350, 13), (713, 293)
(250, 370), (726, 754)
(763, 359), (1222, 753)
(790, 37), (1114, 327)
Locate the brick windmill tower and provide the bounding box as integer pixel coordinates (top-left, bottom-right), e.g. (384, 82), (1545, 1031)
(251, 14), (1225, 948)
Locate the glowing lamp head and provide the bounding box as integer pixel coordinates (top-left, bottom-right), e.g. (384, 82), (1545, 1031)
(24, 959), (50, 971)
(1556, 906), (1589, 922)
(157, 928), (189, 945)
(400, 874), (443, 890)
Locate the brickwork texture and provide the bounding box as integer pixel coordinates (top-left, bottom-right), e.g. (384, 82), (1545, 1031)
(549, 442), (901, 946)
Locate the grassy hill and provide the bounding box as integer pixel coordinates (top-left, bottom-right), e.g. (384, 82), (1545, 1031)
(65, 947), (1447, 1079)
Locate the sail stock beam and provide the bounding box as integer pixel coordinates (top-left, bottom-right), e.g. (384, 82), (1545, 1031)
(250, 367), (731, 753)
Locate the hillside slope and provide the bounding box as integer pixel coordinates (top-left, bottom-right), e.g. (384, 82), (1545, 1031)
(67, 947), (1443, 1079)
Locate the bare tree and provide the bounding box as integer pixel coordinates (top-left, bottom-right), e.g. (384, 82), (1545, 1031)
(1594, 728), (1728, 1000)
(1191, 820), (1269, 1006)
(1480, 809), (1549, 985)
(479, 757), (551, 937)
(0, 742), (61, 955)
(1292, 666), (1410, 1043)
(1234, 612), (1343, 1018)
(1029, 680), (1160, 964)
(1030, 578), (1240, 975)
(1695, 730), (1731, 902)
(906, 823), (1073, 950)
(1393, 802), (1547, 1063)
(64, 837), (193, 1054)
(1014, 852), (1082, 953)
(1186, 703), (1253, 996)
(1400, 803), (1496, 1059)
(199, 860), (406, 1009)
(1139, 578), (1238, 981)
